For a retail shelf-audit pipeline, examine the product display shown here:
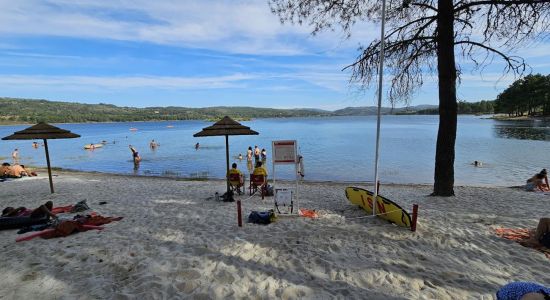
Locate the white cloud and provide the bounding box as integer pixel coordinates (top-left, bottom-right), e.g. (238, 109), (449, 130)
(0, 73), (255, 90)
(0, 0), (385, 56)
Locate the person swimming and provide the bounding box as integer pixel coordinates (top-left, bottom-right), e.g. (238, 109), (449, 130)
(473, 160), (482, 167)
(238, 153), (243, 160)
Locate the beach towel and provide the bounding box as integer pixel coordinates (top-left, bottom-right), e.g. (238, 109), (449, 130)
(298, 208), (318, 219)
(51, 200), (90, 214)
(51, 205), (74, 214)
(16, 214), (122, 242)
(16, 222), (104, 242)
(74, 214), (123, 226)
(494, 228), (550, 259)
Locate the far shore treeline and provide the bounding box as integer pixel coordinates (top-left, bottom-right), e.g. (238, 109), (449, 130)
(494, 74), (550, 117)
(0, 96), (494, 124)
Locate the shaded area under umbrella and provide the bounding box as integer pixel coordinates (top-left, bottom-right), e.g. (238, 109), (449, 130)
(2, 122), (80, 193)
(193, 116), (259, 194)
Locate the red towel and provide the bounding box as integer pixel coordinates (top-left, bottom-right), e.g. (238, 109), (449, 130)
(16, 223), (103, 242)
(298, 208), (319, 219)
(51, 205), (74, 214)
(494, 228), (550, 259)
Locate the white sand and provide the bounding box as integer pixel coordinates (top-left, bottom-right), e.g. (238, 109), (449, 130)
(0, 171), (549, 299)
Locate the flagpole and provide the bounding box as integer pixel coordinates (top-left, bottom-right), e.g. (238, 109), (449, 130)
(373, 0), (387, 216)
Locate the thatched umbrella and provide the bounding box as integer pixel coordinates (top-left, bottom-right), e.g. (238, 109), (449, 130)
(2, 122), (80, 193)
(194, 116), (258, 194)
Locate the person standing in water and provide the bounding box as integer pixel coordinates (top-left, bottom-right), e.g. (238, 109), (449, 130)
(150, 139), (158, 150)
(129, 145), (141, 164)
(247, 146), (253, 161)
(195, 142), (200, 150)
(11, 149), (19, 165)
(254, 146), (260, 163)
(261, 148), (267, 162)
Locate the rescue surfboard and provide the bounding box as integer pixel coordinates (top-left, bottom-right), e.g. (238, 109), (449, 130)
(345, 187), (412, 228)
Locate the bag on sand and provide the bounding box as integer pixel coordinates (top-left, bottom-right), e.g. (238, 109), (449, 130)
(541, 232), (550, 248)
(247, 210), (276, 225)
(221, 191), (235, 202)
(265, 185), (274, 196)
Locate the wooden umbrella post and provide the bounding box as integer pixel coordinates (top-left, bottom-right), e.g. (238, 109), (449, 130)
(43, 139), (54, 193)
(225, 134), (230, 194)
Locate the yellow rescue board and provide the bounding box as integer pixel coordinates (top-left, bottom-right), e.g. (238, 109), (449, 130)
(84, 144), (103, 149)
(345, 187), (412, 228)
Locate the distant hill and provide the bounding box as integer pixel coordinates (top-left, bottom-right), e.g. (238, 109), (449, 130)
(0, 97), (485, 124)
(333, 105), (439, 116)
(0, 97), (334, 124)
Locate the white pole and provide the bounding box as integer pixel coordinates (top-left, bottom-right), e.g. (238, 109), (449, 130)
(372, 0), (387, 216)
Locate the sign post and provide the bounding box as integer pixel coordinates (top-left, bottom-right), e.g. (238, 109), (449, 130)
(272, 140), (299, 214)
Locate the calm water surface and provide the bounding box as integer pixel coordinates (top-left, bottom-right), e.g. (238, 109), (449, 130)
(1, 116), (549, 187)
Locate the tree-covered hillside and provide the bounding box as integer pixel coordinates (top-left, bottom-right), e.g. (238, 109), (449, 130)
(0, 97), (494, 124)
(0, 97), (332, 124)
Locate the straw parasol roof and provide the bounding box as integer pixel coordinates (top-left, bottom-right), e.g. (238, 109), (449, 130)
(193, 116), (259, 137)
(2, 122), (80, 193)
(194, 116), (258, 194)
(2, 122), (80, 140)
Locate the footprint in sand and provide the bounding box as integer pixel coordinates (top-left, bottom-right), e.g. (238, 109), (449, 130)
(178, 269), (201, 280)
(21, 272), (38, 281)
(175, 281), (198, 294)
(215, 270), (235, 284)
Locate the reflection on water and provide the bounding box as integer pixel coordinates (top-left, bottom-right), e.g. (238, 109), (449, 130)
(246, 160), (253, 174)
(493, 120), (550, 141)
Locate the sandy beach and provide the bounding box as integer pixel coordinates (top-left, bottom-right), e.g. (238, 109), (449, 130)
(0, 171), (549, 299)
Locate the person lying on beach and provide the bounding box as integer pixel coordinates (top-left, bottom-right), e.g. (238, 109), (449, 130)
(4, 164), (36, 178)
(0, 162), (10, 177)
(525, 170), (549, 192)
(2, 201), (58, 220)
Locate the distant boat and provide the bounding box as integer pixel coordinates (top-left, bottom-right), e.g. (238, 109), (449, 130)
(166, 125), (174, 128)
(130, 128), (138, 131)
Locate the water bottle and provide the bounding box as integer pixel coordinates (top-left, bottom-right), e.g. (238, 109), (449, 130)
(215, 192), (219, 201)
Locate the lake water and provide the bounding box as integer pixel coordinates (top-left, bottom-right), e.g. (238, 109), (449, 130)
(1, 115), (549, 187)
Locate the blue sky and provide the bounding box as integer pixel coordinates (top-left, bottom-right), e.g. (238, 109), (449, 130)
(0, 0), (549, 110)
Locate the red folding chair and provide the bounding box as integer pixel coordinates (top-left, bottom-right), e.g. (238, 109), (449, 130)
(228, 173), (244, 195)
(249, 174), (267, 199)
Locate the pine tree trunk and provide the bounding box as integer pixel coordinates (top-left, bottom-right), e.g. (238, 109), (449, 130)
(432, 0), (457, 196)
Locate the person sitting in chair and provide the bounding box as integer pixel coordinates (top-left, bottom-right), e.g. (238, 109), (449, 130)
(228, 163), (244, 194)
(253, 161), (267, 177)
